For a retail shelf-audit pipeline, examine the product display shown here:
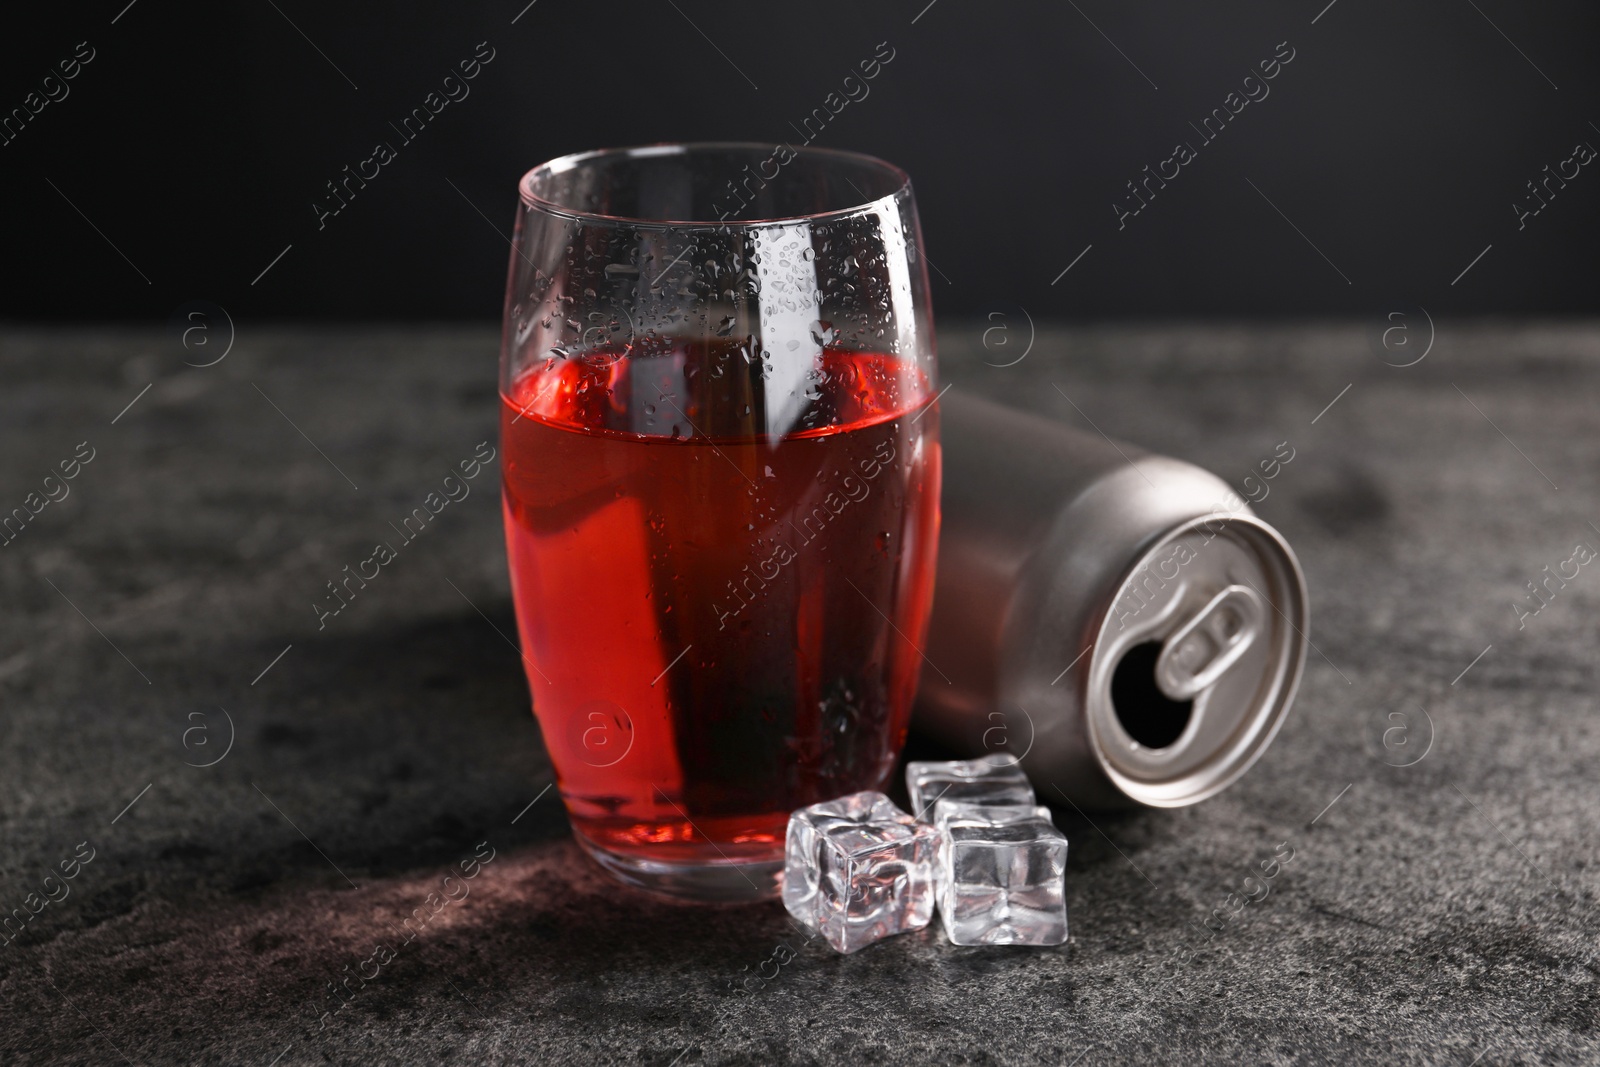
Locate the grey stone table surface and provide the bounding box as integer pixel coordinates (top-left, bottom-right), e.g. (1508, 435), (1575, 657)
(1, 321), (1597, 1066)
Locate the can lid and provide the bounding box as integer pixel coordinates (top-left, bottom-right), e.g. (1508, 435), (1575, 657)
(1083, 514), (1308, 807)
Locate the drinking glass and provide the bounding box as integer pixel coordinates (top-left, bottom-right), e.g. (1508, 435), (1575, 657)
(499, 143), (940, 900)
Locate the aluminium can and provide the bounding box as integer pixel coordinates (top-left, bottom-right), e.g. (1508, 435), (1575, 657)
(915, 390), (1309, 809)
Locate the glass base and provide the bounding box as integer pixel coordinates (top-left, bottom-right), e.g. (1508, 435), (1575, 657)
(575, 834), (782, 902)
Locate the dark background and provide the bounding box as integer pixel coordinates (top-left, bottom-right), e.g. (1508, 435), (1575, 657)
(3, 0), (1598, 322)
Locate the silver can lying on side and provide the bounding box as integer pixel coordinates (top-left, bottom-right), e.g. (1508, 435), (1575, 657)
(916, 390), (1309, 809)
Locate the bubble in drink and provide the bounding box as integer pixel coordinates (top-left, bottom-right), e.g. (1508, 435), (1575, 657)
(502, 340), (940, 877)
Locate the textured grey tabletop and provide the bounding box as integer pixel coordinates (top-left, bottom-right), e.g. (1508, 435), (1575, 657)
(2, 321), (1596, 1065)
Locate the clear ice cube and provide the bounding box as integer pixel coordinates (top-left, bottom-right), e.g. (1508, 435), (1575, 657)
(904, 753), (1036, 822)
(935, 802), (1069, 947)
(782, 791), (938, 954)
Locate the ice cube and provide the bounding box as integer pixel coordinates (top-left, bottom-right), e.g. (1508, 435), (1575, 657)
(935, 802), (1069, 947)
(782, 791), (938, 954)
(904, 753), (1035, 822)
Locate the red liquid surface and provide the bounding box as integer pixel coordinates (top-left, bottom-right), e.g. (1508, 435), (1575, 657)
(501, 342), (940, 865)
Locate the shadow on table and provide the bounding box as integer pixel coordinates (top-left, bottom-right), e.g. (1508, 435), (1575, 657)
(19, 603), (1171, 1052)
(14, 549), (1162, 1062)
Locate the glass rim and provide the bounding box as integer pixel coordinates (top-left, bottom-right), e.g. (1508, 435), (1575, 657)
(517, 141), (913, 229)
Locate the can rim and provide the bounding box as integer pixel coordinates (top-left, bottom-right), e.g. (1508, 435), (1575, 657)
(1082, 512), (1309, 808)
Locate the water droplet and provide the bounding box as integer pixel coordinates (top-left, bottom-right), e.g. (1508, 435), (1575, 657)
(716, 316), (736, 336)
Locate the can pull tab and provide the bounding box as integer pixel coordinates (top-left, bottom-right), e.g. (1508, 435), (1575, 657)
(1155, 585), (1265, 702)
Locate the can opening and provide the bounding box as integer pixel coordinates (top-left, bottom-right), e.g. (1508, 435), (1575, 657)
(1110, 642), (1193, 749)
(1081, 512), (1306, 807)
